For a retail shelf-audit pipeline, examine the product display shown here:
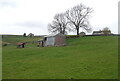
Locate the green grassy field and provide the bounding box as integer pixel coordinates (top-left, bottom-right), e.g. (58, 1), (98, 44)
(2, 35), (118, 79)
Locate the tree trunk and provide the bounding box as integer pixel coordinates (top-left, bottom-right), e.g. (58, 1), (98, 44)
(77, 28), (79, 37)
(63, 28), (65, 35)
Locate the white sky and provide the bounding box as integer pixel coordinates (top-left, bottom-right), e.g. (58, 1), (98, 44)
(0, 0), (119, 35)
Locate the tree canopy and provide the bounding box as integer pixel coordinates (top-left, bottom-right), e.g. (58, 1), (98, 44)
(48, 3), (93, 36)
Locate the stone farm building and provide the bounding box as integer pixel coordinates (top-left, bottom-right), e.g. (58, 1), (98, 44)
(28, 33), (34, 37)
(79, 32), (86, 36)
(92, 30), (111, 35)
(38, 33), (66, 47)
(92, 31), (104, 35)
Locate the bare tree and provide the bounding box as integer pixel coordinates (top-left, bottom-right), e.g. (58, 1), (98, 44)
(65, 4), (93, 36)
(48, 13), (70, 35)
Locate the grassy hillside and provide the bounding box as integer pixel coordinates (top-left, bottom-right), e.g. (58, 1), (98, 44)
(2, 35), (42, 45)
(2, 36), (118, 79)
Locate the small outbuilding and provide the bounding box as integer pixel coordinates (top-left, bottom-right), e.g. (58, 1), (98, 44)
(38, 33), (66, 47)
(28, 33), (34, 37)
(92, 30), (104, 35)
(79, 32), (86, 36)
(92, 30), (111, 35)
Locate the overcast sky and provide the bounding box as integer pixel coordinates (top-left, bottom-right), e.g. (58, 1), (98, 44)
(0, 0), (119, 35)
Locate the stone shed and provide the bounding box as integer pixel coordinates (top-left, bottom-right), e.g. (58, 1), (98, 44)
(41, 33), (66, 47)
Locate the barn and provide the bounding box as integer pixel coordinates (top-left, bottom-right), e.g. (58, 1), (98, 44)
(41, 33), (66, 47)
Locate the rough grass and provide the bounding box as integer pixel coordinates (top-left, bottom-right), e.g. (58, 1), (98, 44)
(2, 35), (42, 45)
(2, 36), (118, 79)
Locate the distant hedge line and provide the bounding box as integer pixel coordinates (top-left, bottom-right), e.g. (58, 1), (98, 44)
(66, 34), (120, 38)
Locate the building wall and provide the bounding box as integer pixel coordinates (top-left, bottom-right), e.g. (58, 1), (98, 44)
(80, 32), (86, 36)
(93, 31), (111, 35)
(44, 37), (55, 46)
(43, 33), (66, 47)
(55, 35), (66, 46)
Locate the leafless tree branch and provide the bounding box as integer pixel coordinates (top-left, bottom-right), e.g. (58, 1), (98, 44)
(65, 3), (93, 36)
